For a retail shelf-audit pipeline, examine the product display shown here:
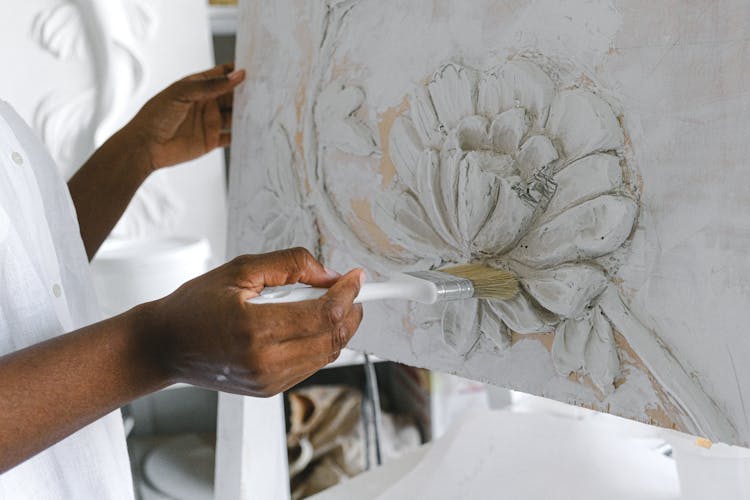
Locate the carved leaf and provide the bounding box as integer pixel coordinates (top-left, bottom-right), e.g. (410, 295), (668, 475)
(32, 1), (87, 60)
(267, 124), (304, 206)
(248, 124), (317, 251)
(546, 89), (624, 162)
(316, 82), (378, 156)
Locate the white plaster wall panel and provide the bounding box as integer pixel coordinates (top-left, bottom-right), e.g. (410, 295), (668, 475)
(0, 0), (227, 261)
(228, 0), (750, 445)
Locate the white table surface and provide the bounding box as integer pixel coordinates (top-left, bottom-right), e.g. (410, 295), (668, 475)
(313, 408), (681, 500)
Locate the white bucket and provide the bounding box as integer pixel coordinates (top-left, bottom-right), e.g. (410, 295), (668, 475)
(91, 237), (211, 316)
(669, 433), (750, 500)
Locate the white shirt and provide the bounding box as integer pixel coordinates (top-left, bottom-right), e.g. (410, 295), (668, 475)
(0, 101), (134, 499)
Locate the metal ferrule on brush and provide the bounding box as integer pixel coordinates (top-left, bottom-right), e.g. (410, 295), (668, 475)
(405, 270), (475, 301)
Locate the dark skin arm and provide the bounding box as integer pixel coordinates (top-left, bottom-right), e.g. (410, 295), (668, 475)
(68, 63), (245, 260)
(1, 66), (366, 472)
(0, 248), (364, 473)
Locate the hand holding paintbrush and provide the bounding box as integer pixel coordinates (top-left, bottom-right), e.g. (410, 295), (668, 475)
(248, 264), (519, 305)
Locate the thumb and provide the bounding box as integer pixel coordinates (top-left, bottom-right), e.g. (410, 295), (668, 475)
(322, 268), (365, 307)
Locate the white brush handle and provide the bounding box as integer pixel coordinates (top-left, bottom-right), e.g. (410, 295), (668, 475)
(247, 273), (438, 305)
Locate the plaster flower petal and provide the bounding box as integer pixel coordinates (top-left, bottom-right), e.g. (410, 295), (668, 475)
(439, 150), (464, 246)
(499, 60), (556, 128)
(546, 89), (624, 162)
(477, 71), (504, 118)
(552, 315), (591, 375)
(373, 192), (446, 263)
(489, 293), (556, 334)
(409, 87), (445, 149)
(390, 115), (424, 192)
(516, 135), (558, 181)
(585, 307), (620, 394)
(414, 150), (462, 251)
(442, 299), (482, 356)
(455, 115), (491, 151)
(480, 301), (510, 351)
(428, 63), (476, 131)
(543, 153), (623, 222)
(490, 108), (530, 154)
(456, 152), (515, 245)
(520, 264), (609, 318)
(509, 195), (638, 268)
(473, 175), (535, 255)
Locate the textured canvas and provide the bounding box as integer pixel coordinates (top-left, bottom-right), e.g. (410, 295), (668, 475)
(228, 0), (750, 445)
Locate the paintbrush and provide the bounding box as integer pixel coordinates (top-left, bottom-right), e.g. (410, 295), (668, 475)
(248, 264), (519, 305)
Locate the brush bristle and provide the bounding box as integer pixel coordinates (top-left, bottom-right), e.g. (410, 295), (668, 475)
(439, 264), (519, 300)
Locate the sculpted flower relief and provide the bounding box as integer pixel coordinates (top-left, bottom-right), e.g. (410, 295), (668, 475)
(256, 58), (638, 394)
(374, 60), (638, 393)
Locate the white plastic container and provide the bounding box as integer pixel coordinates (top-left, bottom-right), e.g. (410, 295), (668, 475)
(669, 432), (750, 500)
(91, 237), (211, 316)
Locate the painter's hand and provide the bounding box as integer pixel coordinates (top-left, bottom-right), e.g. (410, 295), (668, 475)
(125, 63), (245, 173)
(149, 248), (364, 396)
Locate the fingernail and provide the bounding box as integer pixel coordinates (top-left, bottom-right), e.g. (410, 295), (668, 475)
(325, 267), (341, 279)
(359, 270), (367, 286)
(228, 70), (244, 81)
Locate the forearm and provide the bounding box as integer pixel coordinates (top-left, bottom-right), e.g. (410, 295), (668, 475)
(0, 303), (170, 473)
(68, 128), (152, 260)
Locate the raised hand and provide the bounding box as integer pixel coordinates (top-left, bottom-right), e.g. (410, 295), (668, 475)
(125, 63), (245, 172)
